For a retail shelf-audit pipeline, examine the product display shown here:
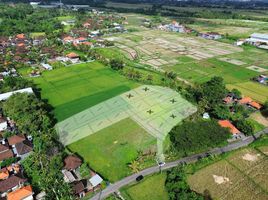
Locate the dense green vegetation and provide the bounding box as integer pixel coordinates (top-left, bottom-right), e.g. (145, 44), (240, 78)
(2, 93), (73, 199)
(0, 4), (63, 36)
(169, 120), (229, 156)
(165, 166), (204, 200)
(0, 76), (34, 93)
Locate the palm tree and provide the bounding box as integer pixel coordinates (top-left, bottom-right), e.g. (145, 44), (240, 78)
(128, 160), (140, 173)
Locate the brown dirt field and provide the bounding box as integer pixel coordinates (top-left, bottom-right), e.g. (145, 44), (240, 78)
(187, 159), (268, 200)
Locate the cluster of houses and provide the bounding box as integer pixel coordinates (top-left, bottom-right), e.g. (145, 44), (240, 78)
(157, 21), (191, 33)
(217, 94), (262, 141)
(156, 21), (223, 40)
(62, 155), (103, 199)
(0, 113), (34, 199)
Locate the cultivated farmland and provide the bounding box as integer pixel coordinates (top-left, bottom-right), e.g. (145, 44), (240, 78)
(31, 61), (138, 121)
(57, 85), (196, 161)
(188, 147), (268, 200)
(68, 118), (156, 182)
(120, 173), (169, 200)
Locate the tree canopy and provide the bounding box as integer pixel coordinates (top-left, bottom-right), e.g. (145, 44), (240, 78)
(165, 165), (204, 200)
(169, 120), (230, 155)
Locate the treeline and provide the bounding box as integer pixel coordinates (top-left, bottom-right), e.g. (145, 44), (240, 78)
(0, 4), (63, 36)
(1, 87), (73, 198)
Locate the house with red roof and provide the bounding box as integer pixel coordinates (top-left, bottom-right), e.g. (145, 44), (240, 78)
(218, 120), (240, 135)
(7, 185), (34, 200)
(239, 96), (262, 110)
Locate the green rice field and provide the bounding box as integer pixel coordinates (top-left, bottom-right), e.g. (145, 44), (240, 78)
(68, 118), (156, 182)
(31, 62), (138, 121)
(121, 173), (169, 200)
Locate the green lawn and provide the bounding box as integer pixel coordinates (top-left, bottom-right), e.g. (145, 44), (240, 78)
(31, 61), (138, 121)
(68, 118), (156, 182)
(121, 173), (169, 200)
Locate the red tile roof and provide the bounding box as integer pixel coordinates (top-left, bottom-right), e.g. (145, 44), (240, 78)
(239, 97), (252, 104)
(7, 135), (25, 146)
(249, 101), (262, 110)
(66, 52), (79, 59)
(0, 175), (27, 193)
(218, 120), (240, 135)
(0, 144), (9, 153)
(64, 155), (82, 170)
(0, 149), (14, 161)
(15, 140), (33, 155)
(7, 185), (33, 200)
(16, 34), (25, 39)
(0, 168), (9, 180)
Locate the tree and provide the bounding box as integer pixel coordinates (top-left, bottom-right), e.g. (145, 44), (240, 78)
(261, 101), (268, 117)
(231, 88), (242, 99)
(110, 59), (124, 70)
(3, 93), (52, 135)
(235, 120), (254, 135)
(128, 160), (140, 173)
(200, 77), (227, 109)
(165, 165), (204, 200)
(169, 120), (230, 155)
(211, 104), (230, 119)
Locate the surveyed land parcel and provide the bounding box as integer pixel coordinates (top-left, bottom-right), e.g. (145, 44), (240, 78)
(56, 85), (196, 146)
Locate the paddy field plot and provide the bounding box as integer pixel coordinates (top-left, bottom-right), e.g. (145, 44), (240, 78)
(120, 173), (169, 200)
(31, 61), (138, 121)
(106, 29), (242, 69)
(188, 147), (268, 200)
(56, 85), (196, 146)
(68, 118), (156, 182)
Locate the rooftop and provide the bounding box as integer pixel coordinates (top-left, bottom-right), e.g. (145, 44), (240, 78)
(7, 185), (33, 200)
(64, 155), (82, 171)
(0, 175), (27, 193)
(218, 120), (240, 135)
(7, 134), (25, 146)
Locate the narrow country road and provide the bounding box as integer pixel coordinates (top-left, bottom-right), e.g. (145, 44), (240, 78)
(90, 128), (268, 200)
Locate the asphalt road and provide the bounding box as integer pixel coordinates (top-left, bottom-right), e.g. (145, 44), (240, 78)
(90, 128), (268, 200)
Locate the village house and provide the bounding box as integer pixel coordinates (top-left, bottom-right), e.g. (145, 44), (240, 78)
(14, 140), (33, 159)
(66, 52), (80, 63)
(0, 175), (27, 197)
(7, 185), (34, 200)
(218, 120), (244, 141)
(239, 97), (262, 110)
(62, 36), (75, 44)
(157, 21), (186, 33)
(64, 155), (82, 171)
(0, 144), (14, 162)
(41, 63), (53, 71)
(255, 74), (268, 85)
(7, 134), (25, 148)
(246, 33), (268, 49)
(200, 32), (222, 40)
